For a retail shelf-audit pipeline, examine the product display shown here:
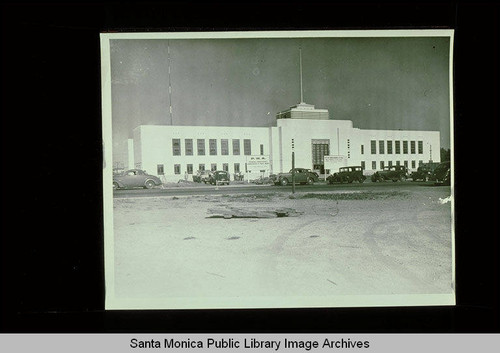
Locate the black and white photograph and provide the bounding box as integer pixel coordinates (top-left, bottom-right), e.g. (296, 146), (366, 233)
(101, 30), (455, 310)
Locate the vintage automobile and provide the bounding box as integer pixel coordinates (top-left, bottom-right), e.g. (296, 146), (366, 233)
(410, 162), (441, 182)
(430, 161), (451, 185)
(327, 166), (366, 184)
(193, 170), (212, 183)
(208, 170), (230, 185)
(371, 165), (408, 182)
(273, 168), (319, 186)
(113, 169), (162, 190)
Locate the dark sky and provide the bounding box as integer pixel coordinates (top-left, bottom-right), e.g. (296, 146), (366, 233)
(109, 36), (451, 163)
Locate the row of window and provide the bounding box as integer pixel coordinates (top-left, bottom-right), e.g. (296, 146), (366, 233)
(158, 163), (242, 175)
(173, 138), (263, 156)
(365, 140), (424, 155)
(359, 160), (425, 170)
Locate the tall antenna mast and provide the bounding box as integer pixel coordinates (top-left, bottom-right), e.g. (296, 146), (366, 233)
(168, 40), (173, 125)
(299, 47), (304, 104)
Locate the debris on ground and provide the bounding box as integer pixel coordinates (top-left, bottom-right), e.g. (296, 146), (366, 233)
(438, 196), (452, 204)
(207, 206), (303, 219)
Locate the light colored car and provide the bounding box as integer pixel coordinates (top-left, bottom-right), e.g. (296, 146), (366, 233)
(113, 169), (162, 190)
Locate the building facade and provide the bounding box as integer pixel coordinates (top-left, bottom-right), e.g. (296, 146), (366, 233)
(127, 102), (440, 182)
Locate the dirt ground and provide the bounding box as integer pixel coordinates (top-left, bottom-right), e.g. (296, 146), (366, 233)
(112, 187), (454, 305)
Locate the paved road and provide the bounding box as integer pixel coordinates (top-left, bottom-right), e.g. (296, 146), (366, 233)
(113, 180), (449, 198)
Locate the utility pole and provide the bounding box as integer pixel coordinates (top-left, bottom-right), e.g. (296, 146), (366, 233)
(299, 47), (304, 104)
(291, 139), (295, 194)
(167, 40), (173, 125)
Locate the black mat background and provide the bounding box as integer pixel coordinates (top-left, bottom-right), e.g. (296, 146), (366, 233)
(1, 1), (498, 333)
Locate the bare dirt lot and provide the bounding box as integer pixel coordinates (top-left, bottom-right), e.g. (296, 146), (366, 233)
(112, 186), (454, 307)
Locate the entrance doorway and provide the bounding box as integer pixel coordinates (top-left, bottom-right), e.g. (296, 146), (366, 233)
(312, 140), (330, 174)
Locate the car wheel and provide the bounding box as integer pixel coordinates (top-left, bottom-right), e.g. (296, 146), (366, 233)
(280, 178), (289, 186)
(399, 175), (405, 182)
(359, 177), (364, 183)
(113, 182), (119, 190)
(307, 177), (314, 185)
(145, 180), (156, 189)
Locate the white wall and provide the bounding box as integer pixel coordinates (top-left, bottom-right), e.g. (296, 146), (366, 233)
(137, 125), (271, 182)
(276, 119), (353, 172)
(132, 120), (441, 182)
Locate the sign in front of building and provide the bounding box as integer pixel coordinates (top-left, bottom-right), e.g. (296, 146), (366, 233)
(246, 155), (270, 172)
(324, 155), (347, 174)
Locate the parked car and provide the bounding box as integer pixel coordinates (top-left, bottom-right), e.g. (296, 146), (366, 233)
(410, 162), (441, 182)
(371, 165), (408, 182)
(113, 169), (162, 190)
(274, 168), (319, 186)
(327, 166), (366, 184)
(193, 170), (212, 183)
(233, 172), (244, 181)
(305, 169), (320, 179)
(431, 161), (451, 185)
(208, 170), (230, 185)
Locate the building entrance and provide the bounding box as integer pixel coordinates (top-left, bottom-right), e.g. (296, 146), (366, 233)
(312, 140), (330, 174)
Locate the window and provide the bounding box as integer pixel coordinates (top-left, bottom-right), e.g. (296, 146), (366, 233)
(371, 140), (376, 154)
(361, 145), (364, 154)
(379, 140), (385, 154)
(419, 160), (423, 166)
(234, 163), (240, 173)
(232, 139), (240, 155)
(387, 140), (393, 154)
(223, 163), (228, 172)
(174, 164), (181, 174)
(396, 161), (400, 166)
(209, 139), (217, 156)
(157, 164), (164, 175)
(197, 139), (205, 155)
(211, 163), (217, 171)
(403, 141), (408, 154)
(221, 139), (229, 155)
(347, 139), (351, 158)
(395, 141), (401, 154)
(388, 161), (393, 167)
(411, 141), (416, 154)
(312, 143), (330, 165)
(404, 161), (408, 168)
(411, 160), (416, 169)
(187, 164), (193, 174)
(172, 139), (181, 156)
(260, 144), (264, 155)
(372, 161), (376, 170)
(198, 164), (205, 171)
(244, 139), (251, 155)
(185, 139), (193, 156)
(361, 161), (365, 170)
(418, 141), (423, 154)
(380, 161), (385, 169)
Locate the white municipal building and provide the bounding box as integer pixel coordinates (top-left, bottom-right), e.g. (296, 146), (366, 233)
(126, 100), (440, 183)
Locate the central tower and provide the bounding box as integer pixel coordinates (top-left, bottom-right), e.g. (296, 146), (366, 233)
(276, 48), (329, 120)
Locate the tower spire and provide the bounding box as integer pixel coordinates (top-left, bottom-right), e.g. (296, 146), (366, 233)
(299, 47), (304, 104)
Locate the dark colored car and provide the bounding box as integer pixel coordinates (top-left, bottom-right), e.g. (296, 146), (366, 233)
(431, 161), (451, 185)
(193, 170), (212, 183)
(371, 165), (408, 182)
(208, 170), (230, 185)
(327, 166), (366, 184)
(113, 169), (162, 190)
(274, 168), (319, 186)
(410, 162), (441, 182)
